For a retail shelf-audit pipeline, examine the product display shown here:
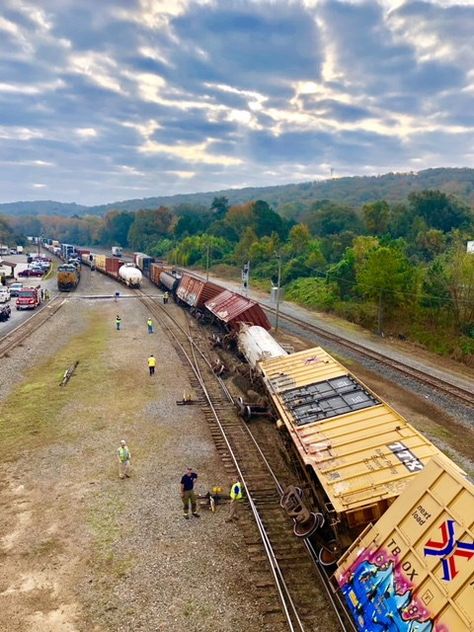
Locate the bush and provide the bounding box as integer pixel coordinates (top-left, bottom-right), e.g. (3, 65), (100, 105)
(285, 278), (338, 310)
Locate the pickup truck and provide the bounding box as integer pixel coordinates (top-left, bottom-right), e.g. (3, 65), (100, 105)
(16, 287), (41, 310)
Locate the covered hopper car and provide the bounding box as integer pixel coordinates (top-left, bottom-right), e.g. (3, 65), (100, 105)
(334, 456), (474, 631)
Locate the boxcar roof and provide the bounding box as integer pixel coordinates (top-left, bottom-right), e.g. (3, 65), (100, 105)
(259, 346), (462, 513)
(335, 456), (473, 630)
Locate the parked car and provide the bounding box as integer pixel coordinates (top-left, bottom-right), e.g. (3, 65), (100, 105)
(0, 304), (11, 321)
(0, 287), (10, 303)
(18, 267), (43, 278)
(8, 282), (23, 296)
(16, 287), (41, 310)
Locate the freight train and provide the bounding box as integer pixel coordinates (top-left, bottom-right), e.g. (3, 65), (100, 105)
(45, 240), (474, 630)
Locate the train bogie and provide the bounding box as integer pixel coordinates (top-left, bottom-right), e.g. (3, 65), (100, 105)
(334, 456), (473, 631)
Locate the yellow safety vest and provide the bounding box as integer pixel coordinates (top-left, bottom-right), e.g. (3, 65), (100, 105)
(230, 482), (243, 501)
(147, 319), (153, 327)
(148, 356), (156, 367)
(118, 447), (130, 462)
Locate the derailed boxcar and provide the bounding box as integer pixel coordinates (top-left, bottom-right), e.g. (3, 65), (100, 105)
(334, 456), (473, 631)
(176, 273), (222, 315)
(205, 289), (271, 331)
(258, 346), (464, 562)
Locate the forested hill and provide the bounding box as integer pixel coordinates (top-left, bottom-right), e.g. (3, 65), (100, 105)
(1, 167), (473, 217)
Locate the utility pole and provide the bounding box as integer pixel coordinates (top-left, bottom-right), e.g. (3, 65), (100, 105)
(378, 290), (383, 336)
(206, 242), (210, 281)
(275, 255), (282, 332)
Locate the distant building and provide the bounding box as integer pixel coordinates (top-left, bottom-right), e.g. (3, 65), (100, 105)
(467, 241), (474, 254)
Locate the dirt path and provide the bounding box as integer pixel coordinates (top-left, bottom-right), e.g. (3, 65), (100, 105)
(0, 286), (264, 631)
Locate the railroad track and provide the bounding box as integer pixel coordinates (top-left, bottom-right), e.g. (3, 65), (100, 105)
(137, 292), (352, 632)
(263, 305), (474, 408)
(0, 296), (65, 358)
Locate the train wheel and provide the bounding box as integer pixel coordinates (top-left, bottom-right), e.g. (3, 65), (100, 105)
(280, 486), (303, 509)
(318, 542), (338, 568)
(293, 512), (324, 538)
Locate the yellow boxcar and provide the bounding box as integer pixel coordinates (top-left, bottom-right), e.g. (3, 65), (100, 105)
(94, 254), (106, 272)
(334, 456), (474, 631)
(259, 347), (464, 553)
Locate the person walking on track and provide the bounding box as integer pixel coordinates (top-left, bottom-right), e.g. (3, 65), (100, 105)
(163, 291), (169, 304)
(147, 317), (153, 334)
(225, 480), (243, 522)
(115, 315), (121, 331)
(117, 440), (131, 479)
(180, 467), (200, 519)
(147, 354), (156, 376)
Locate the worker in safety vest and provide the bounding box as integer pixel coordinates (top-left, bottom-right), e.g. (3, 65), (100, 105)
(163, 291), (169, 304)
(117, 440), (131, 479)
(225, 480), (243, 522)
(115, 315), (121, 331)
(147, 317), (153, 334)
(147, 354), (156, 376)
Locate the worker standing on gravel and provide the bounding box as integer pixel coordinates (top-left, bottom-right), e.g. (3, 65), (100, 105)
(180, 467), (200, 519)
(163, 291), (169, 304)
(115, 315), (121, 331)
(147, 354), (156, 376)
(117, 440), (131, 479)
(147, 317), (153, 334)
(225, 480), (243, 522)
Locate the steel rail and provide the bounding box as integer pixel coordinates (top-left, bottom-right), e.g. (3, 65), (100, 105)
(0, 295), (65, 358)
(138, 291), (351, 631)
(263, 304), (474, 408)
(138, 294), (305, 632)
(173, 268), (473, 408)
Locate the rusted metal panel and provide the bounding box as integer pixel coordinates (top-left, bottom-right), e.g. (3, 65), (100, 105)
(259, 346), (462, 515)
(176, 274), (222, 309)
(105, 257), (121, 276)
(334, 456), (473, 631)
(205, 289), (271, 330)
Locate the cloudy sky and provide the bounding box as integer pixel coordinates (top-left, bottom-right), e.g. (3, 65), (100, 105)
(0, 0), (473, 205)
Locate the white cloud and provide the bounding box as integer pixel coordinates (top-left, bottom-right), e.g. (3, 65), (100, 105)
(139, 139), (243, 166)
(75, 128), (98, 139)
(32, 183), (46, 188)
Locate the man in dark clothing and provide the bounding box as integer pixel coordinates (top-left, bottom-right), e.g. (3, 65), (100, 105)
(180, 467), (200, 519)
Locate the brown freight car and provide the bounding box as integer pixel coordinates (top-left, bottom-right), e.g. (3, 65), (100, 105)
(176, 273), (222, 313)
(205, 289), (271, 331)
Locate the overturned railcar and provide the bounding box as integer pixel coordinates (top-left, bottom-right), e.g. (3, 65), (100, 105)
(205, 289), (271, 332)
(334, 456), (473, 631)
(258, 346), (464, 563)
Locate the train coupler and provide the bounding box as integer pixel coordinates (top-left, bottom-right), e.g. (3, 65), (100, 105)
(280, 485), (324, 538)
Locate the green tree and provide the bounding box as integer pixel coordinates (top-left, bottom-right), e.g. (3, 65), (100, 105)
(210, 196), (230, 220)
(127, 207), (174, 251)
(408, 190), (473, 232)
(362, 200), (390, 235)
(101, 210), (135, 246)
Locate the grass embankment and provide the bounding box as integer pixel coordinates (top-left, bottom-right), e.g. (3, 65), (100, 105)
(1, 312), (169, 581)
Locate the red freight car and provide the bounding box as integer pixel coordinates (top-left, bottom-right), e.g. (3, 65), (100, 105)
(205, 290), (271, 331)
(176, 273), (223, 312)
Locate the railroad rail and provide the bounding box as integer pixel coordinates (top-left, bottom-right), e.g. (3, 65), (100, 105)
(137, 291), (353, 632)
(263, 305), (474, 408)
(0, 296), (65, 359)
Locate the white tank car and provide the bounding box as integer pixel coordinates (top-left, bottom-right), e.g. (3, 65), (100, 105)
(238, 325), (288, 369)
(119, 263), (142, 288)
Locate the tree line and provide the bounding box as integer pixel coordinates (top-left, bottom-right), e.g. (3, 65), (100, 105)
(2, 189), (474, 363)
